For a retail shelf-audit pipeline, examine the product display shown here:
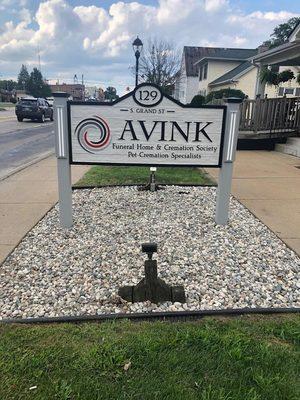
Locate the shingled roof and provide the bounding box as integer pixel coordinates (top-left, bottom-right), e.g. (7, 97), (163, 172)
(209, 61), (254, 86)
(184, 46), (257, 76)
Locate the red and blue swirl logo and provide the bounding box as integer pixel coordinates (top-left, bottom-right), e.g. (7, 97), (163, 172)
(75, 116), (111, 153)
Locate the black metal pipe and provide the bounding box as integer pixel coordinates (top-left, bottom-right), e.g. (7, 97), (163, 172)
(135, 50), (140, 87)
(1, 307), (299, 325)
(72, 183), (216, 190)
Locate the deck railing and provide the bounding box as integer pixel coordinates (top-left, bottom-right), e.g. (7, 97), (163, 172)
(239, 97), (300, 135)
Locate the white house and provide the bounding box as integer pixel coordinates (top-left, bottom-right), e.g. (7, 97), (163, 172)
(173, 47), (205, 104)
(174, 47), (258, 103)
(195, 48), (258, 98)
(174, 23), (300, 103)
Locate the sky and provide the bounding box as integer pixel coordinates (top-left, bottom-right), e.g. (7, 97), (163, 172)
(0, 0), (299, 94)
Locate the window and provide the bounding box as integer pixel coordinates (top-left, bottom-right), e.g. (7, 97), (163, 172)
(278, 87), (299, 96)
(284, 88), (294, 95)
(199, 64), (208, 81)
(199, 66), (203, 81)
(203, 63), (208, 80)
(278, 87), (284, 96)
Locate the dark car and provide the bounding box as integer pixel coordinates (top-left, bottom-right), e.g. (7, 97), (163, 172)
(15, 97), (53, 122)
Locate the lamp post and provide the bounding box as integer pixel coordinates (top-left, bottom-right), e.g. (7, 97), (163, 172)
(132, 36), (143, 87)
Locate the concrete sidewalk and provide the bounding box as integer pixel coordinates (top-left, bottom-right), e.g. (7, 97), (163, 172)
(207, 150), (300, 255)
(0, 156), (89, 263)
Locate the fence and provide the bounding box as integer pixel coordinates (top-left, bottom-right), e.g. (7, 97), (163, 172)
(239, 97), (300, 135)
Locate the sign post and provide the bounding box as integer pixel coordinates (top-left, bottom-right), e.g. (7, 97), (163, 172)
(53, 84), (241, 228)
(215, 98), (242, 225)
(53, 92), (73, 228)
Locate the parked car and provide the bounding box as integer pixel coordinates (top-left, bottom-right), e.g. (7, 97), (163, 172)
(15, 97), (53, 122)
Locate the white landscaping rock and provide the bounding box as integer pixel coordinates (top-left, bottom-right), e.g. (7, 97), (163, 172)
(0, 186), (299, 319)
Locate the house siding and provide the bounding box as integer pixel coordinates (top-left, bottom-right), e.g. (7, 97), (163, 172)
(198, 60), (241, 95)
(265, 66), (300, 98)
(209, 67), (258, 99)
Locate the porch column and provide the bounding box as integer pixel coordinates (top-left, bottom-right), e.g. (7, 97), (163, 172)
(255, 62), (266, 98)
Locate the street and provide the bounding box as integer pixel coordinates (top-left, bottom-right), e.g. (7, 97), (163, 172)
(0, 108), (54, 179)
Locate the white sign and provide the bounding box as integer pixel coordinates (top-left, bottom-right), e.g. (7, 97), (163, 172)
(68, 84), (226, 167)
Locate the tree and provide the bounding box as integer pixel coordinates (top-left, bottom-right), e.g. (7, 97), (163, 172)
(0, 80), (18, 91)
(17, 64), (30, 91)
(27, 68), (51, 98)
(104, 86), (119, 101)
(138, 38), (181, 94)
(263, 17), (300, 48)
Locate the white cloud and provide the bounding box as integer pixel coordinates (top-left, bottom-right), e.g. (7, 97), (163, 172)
(204, 0), (228, 12)
(0, 0), (299, 88)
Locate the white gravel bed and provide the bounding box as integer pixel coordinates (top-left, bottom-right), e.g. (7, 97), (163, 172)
(0, 186), (299, 319)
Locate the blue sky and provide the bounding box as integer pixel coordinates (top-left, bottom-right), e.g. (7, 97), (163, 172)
(0, 0), (299, 93)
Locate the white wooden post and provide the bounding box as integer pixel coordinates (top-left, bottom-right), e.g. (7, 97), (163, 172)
(53, 92), (73, 228)
(255, 62), (266, 98)
(215, 98), (242, 225)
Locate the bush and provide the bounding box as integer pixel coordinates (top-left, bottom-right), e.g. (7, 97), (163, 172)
(205, 88), (246, 104)
(189, 94), (205, 107)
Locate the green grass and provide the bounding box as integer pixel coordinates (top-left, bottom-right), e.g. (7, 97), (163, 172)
(0, 102), (15, 109)
(75, 166), (215, 187)
(0, 315), (299, 399)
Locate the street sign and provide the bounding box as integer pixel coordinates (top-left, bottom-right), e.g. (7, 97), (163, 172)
(68, 83), (226, 167)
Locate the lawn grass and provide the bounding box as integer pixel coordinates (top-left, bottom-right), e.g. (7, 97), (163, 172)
(0, 315), (299, 399)
(75, 165), (215, 187)
(0, 102), (15, 109)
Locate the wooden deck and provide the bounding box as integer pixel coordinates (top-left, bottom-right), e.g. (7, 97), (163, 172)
(240, 97), (300, 136)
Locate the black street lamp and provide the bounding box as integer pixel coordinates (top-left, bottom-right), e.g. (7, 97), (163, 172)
(132, 36), (143, 87)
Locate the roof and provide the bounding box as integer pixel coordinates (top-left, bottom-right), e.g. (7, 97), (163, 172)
(209, 61), (254, 86)
(183, 46), (257, 76)
(195, 48), (258, 66)
(251, 40), (300, 66)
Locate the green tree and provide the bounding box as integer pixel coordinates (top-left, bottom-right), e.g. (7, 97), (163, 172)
(104, 86), (119, 101)
(27, 68), (51, 98)
(0, 80), (18, 91)
(263, 17), (300, 48)
(17, 64), (30, 91)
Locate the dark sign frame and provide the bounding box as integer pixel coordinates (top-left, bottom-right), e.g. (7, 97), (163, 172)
(67, 83), (227, 168)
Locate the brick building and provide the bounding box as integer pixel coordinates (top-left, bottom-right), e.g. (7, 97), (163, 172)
(49, 83), (85, 100)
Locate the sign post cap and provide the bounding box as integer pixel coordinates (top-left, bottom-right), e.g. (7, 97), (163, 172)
(52, 92), (70, 98)
(224, 97), (243, 104)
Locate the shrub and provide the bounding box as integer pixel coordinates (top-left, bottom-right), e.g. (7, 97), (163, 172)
(205, 88), (246, 104)
(189, 94), (205, 107)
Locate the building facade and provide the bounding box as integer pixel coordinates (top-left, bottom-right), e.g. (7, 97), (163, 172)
(174, 37), (300, 103)
(49, 83), (85, 101)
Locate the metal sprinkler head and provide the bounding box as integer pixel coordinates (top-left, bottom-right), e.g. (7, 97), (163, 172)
(141, 242), (157, 259)
(118, 242), (186, 304)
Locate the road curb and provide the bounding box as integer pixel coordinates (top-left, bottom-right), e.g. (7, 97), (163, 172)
(0, 150), (55, 182)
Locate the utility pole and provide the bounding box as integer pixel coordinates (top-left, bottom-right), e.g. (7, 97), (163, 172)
(37, 45), (41, 73)
(81, 74), (84, 100)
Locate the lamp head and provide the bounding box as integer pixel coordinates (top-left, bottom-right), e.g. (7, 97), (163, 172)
(132, 36), (143, 55)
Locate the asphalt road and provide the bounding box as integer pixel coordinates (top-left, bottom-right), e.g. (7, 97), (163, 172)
(0, 110), (54, 179)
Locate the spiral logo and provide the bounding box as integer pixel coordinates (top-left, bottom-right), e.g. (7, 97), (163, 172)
(75, 116), (111, 154)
